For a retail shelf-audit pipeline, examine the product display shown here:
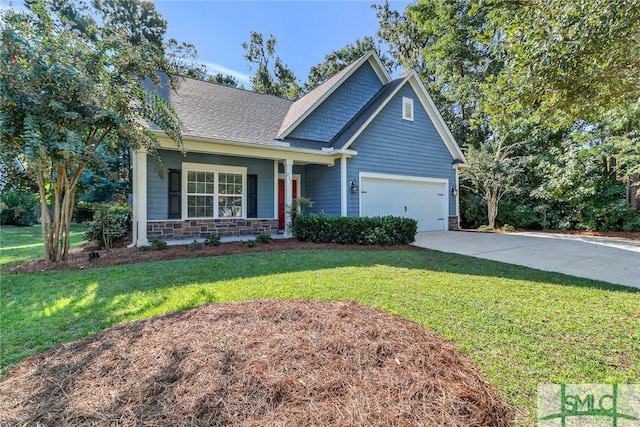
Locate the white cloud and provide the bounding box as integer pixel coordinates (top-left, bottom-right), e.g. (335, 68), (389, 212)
(203, 62), (251, 86)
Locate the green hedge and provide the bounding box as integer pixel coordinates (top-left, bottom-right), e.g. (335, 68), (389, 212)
(292, 214), (417, 245)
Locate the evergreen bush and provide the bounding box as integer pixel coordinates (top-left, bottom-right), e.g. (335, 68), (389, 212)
(83, 203), (132, 249)
(292, 214), (417, 245)
(0, 188), (38, 226)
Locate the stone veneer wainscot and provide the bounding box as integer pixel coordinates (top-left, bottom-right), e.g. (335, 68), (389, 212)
(147, 219), (279, 241)
(448, 216), (460, 230)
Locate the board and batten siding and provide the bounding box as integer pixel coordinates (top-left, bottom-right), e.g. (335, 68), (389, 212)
(147, 149), (275, 220)
(303, 160), (342, 216)
(288, 63), (383, 142)
(347, 84), (457, 217)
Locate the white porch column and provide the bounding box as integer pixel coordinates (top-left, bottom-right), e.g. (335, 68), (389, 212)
(273, 160), (279, 220)
(284, 158), (294, 237)
(340, 155), (348, 216)
(131, 150), (149, 247)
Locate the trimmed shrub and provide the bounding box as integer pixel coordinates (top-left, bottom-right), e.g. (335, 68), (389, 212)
(84, 203), (132, 249)
(0, 188), (38, 226)
(292, 214), (417, 245)
(139, 239), (167, 251)
(241, 240), (257, 248)
(256, 233), (272, 243)
(204, 234), (221, 246)
(185, 239), (203, 250)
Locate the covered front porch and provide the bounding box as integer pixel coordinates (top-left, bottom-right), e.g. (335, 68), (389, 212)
(130, 136), (353, 246)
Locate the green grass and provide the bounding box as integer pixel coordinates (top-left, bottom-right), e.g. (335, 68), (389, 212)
(1, 248), (638, 426)
(0, 224), (87, 271)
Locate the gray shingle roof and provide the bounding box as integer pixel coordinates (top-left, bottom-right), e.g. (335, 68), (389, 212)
(147, 52), (393, 151)
(150, 74), (293, 145)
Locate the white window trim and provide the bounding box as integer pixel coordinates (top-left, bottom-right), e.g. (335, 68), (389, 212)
(402, 96), (414, 121)
(182, 162), (247, 220)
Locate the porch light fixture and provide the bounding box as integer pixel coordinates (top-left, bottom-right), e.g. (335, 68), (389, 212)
(451, 187), (458, 197)
(350, 179), (359, 193)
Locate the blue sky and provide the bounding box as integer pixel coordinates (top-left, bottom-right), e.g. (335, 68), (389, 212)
(0, 0), (411, 86)
(152, 1), (411, 86)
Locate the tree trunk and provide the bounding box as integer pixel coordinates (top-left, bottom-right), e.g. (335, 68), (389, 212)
(34, 157), (84, 263)
(487, 192), (498, 229)
(36, 166), (52, 263)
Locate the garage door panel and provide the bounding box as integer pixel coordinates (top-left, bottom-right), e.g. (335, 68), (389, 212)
(361, 176), (446, 232)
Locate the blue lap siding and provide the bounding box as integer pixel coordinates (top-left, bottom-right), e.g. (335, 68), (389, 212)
(147, 150), (276, 220)
(346, 84), (456, 217)
(288, 63), (383, 142)
(303, 160), (342, 216)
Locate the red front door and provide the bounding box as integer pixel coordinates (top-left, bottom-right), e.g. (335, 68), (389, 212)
(278, 179), (298, 229)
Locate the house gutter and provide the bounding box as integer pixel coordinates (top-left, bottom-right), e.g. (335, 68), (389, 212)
(153, 131), (357, 163)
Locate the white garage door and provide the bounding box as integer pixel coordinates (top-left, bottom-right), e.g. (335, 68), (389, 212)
(360, 174), (448, 232)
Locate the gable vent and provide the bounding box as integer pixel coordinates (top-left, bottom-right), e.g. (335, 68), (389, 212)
(402, 97), (414, 121)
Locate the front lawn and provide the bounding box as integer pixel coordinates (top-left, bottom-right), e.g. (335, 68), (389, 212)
(0, 224), (87, 271)
(1, 249), (638, 425)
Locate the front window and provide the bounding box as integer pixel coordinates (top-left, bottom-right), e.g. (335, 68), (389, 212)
(183, 164), (246, 219)
(187, 171), (215, 217)
(218, 172), (243, 217)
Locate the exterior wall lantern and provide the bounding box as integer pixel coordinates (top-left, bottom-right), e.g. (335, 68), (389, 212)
(350, 179), (359, 193)
(451, 187), (458, 197)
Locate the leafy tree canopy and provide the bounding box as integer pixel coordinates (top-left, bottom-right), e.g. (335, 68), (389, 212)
(208, 73), (240, 88)
(165, 39), (239, 87)
(242, 31), (300, 100)
(302, 36), (392, 94)
(477, 0), (640, 128)
(376, 0), (493, 148)
(0, 0), (183, 262)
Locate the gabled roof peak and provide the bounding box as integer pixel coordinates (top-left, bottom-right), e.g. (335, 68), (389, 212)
(330, 71), (468, 166)
(276, 51), (391, 139)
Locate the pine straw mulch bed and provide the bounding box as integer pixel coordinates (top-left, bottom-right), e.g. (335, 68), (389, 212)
(4, 238), (424, 274)
(0, 300), (514, 426)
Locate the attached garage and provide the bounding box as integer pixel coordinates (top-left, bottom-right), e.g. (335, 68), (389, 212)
(359, 173), (449, 232)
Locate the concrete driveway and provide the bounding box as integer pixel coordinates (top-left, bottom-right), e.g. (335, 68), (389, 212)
(412, 231), (640, 289)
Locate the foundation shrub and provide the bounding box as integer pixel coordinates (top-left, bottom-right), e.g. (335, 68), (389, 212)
(292, 213), (417, 245)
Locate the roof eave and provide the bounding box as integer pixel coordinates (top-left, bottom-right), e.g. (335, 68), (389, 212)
(276, 51), (391, 140)
(406, 71), (468, 164)
(153, 130), (356, 161)
(340, 71), (469, 165)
